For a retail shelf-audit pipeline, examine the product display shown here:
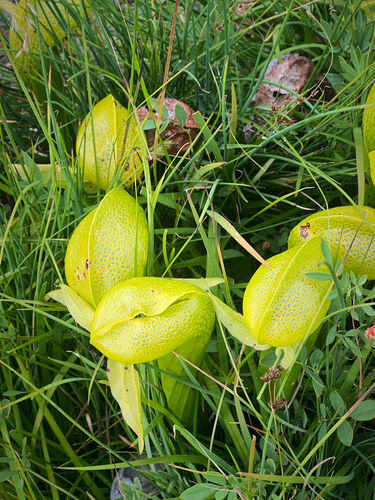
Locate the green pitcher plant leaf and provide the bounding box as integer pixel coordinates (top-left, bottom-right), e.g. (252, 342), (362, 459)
(65, 187), (149, 308)
(106, 359), (143, 453)
(363, 81), (375, 154)
(243, 237), (331, 347)
(76, 94), (146, 190)
(368, 151), (375, 187)
(288, 205), (375, 278)
(362, 81), (375, 187)
(48, 186), (276, 445)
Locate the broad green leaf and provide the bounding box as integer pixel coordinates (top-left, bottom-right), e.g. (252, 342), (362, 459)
(210, 295), (268, 350)
(180, 484), (217, 500)
(46, 284), (94, 331)
(351, 400), (375, 421)
(215, 491), (227, 500)
(329, 391), (346, 415)
(107, 359), (143, 454)
(337, 420), (353, 446)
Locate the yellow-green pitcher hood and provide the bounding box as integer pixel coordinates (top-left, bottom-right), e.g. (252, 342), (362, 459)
(76, 94), (145, 190)
(65, 188), (148, 307)
(90, 277), (216, 364)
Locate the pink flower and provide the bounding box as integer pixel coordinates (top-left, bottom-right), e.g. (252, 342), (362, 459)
(365, 325), (375, 346)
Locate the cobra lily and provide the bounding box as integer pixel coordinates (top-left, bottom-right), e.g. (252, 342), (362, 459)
(47, 189), (264, 452)
(4, 0), (85, 89)
(288, 205), (375, 279)
(63, 187), (148, 308)
(76, 95), (146, 190)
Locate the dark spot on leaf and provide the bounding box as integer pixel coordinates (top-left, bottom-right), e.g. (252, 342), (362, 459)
(299, 222), (310, 239)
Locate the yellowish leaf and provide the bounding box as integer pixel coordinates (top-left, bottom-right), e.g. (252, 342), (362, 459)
(46, 284), (94, 331)
(107, 359), (144, 454)
(210, 295), (268, 350)
(209, 211), (270, 268)
(276, 346), (297, 369)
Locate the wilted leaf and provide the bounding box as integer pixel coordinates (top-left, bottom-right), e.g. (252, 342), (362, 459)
(247, 52), (335, 138)
(254, 53), (316, 112)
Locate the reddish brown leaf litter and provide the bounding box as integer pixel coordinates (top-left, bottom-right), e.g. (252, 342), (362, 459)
(244, 52), (335, 141)
(137, 98), (199, 155)
(254, 53), (316, 112)
(236, 0), (254, 18)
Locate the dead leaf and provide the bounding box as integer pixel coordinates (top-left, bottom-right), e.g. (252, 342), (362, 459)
(137, 98), (199, 155)
(244, 53), (335, 141)
(254, 53), (316, 111)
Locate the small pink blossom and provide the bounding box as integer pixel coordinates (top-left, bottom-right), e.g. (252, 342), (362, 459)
(365, 325), (375, 346)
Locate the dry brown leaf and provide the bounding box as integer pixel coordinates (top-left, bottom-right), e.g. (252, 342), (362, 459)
(137, 98), (199, 156)
(243, 53), (335, 140)
(254, 53), (316, 111)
